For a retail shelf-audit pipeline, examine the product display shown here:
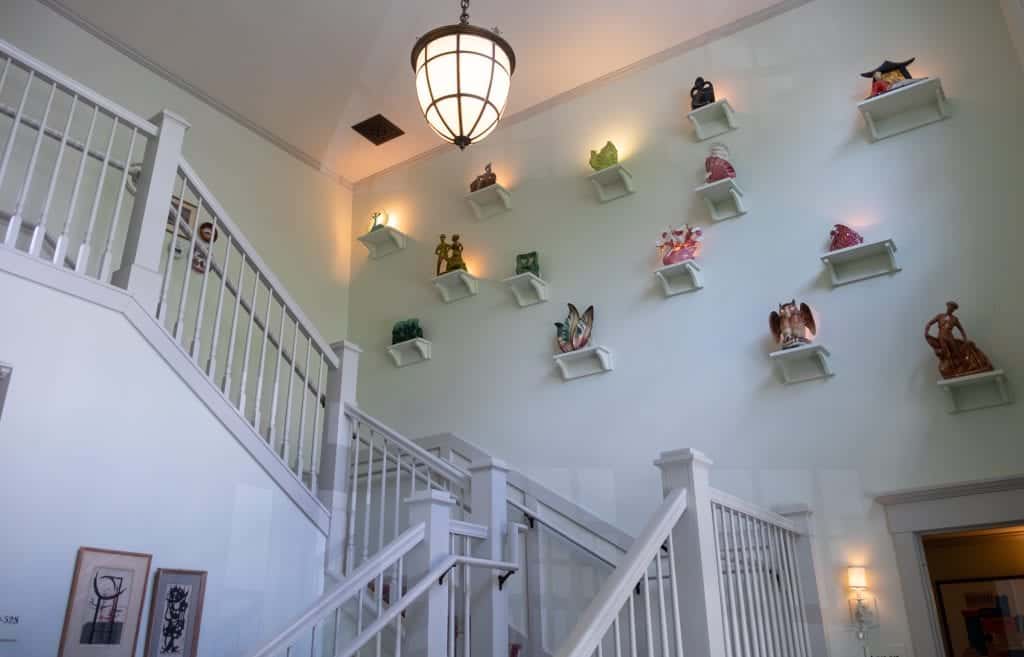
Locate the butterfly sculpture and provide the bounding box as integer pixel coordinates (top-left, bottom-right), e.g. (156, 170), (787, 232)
(555, 303), (594, 353)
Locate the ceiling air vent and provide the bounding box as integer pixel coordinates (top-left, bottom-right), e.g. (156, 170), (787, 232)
(352, 114), (405, 145)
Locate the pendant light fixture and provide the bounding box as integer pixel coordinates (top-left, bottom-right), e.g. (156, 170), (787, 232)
(411, 0), (516, 149)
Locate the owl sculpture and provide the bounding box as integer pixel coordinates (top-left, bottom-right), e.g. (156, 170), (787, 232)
(769, 300), (816, 350)
(555, 303), (594, 353)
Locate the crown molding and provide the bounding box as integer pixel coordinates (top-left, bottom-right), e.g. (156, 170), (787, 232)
(875, 475), (1024, 507)
(34, 0), (353, 189)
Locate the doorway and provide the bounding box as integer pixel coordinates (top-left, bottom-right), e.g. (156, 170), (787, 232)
(922, 526), (1024, 657)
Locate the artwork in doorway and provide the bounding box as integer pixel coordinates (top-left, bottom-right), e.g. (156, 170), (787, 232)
(58, 547), (152, 657)
(588, 141), (619, 171)
(924, 301), (995, 379)
(143, 569), (206, 657)
(690, 76), (716, 109)
(935, 575), (1024, 657)
(704, 143), (736, 183)
(861, 58), (924, 98)
(470, 163), (498, 192)
(434, 234), (468, 276)
(828, 224), (865, 251)
(392, 319), (424, 345)
(769, 300), (817, 350)
(555, 303), (594, 353)
(515, 251), (540, 277)
(655, 224), (703, 266)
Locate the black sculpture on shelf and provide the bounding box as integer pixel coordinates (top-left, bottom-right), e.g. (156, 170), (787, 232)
(690, 76), (716, 110)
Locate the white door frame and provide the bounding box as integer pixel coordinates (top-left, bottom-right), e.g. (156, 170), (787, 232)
(876, 475), (1024, 657)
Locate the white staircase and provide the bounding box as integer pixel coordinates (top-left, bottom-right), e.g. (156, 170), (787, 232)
(0, 38), (829, 657)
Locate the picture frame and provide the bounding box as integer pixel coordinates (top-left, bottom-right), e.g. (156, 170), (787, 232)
(58, 547), (152, 657)
(143, 569), (207, 657)
(935, 575), (1024, 657)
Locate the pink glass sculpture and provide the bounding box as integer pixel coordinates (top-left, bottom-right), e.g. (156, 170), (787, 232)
(829, 224), (864, 251)
(704, 143), (736, 183)
(656, 224), (703, 266)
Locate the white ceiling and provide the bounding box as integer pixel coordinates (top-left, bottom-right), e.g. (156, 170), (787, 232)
(49, 0), (790, 183)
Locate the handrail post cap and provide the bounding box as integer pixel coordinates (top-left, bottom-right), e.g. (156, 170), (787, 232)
(152, 109), (192, 130)
(331, 339), (363, 354)
(404, 489), (456, 506)
(653, 448), (713, 468)
(468, 456), (510, 473)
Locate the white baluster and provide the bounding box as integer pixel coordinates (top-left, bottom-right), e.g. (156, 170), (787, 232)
(252, 288), (275, 432)
(447, 536), (456, 657)
(173, 189), (204, 341)
(743, 515), (768, 657)
(395, 555), (405, 657)
(728, 510), (751, 657)
(188, 208), (220, 358)
(666, 533), (684, 657)
(237, 270), (261, 418)
(711, 506), (735, 657)
(156, 174), (188, 322)
(267, 306), (287, 447)
(654, 551), (670, 657)
(30, 95), (77, 257)
(204, 235), (233, 377)
(295, 335), (313, 478)
(769, 526), (797, 657)
(783, 532), (811, 657)
(99, 127), (139, 282)
(309, 351), (325, 494)
(75, 115), (118, 273)
(463, 535), (471, 657)
(281, 323), (300, 464)
(376, 437), (388, 550)
(53, 104), (99, 266)
(612, 617), (622, 657)
(627, 591), (638, 657)
(362, 430), (375, 565)
(6, 80), (55, 248)
(642, 564), (655, 657)
(0, 70), (35, 243)
(345, 419), (362, 574)
(221, 256), (247, 396)
(758, 521), (783, 657)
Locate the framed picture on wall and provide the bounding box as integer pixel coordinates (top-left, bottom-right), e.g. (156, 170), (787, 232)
(143, 569), (207, 657)
(58, 547), (152, 657)
(935, 575), (1024, 657)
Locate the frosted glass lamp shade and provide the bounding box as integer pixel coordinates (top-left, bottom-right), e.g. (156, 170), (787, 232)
(848, 566), (868, 590)
(411, 24), (515, 149)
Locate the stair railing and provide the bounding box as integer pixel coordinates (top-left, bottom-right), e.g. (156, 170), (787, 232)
(344, 405), (471, 575)
(551, 487), (689, 657)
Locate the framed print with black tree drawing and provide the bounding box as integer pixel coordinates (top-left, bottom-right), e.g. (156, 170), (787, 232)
(58, 547), (152, 657)
(143, 569), (207, 657)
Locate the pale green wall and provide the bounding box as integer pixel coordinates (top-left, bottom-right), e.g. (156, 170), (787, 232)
(0, 0), (352, 340)
(349, 1), (1024, 655)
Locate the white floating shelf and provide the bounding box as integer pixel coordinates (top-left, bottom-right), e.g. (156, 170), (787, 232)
(820, 238), (901, 287)
(937, 369), (1013, 414)
(387, 338), (432, 368)
(687, 99), (737, 141)
(857, 78), (949, 141)
(553, 345), (613, 381)
(357, 226), (407, 259)
(502, 272), (550, 307)
(769, 344), (834, 384)
(654, 261), (703, 297)
(696, 178), (747, 222)
(432, 270), (479, 303)
(588, 164), (635, 203)
(465, 184), (512, 220)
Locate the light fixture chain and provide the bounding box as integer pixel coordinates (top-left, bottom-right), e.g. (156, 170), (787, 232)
(460, 0), (470, 24)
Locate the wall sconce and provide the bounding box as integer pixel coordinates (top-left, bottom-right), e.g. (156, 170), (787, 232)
(848, 566), (878, 642)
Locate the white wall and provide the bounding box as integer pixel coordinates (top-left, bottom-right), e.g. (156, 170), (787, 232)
(0, 0), (353, 340)
(348, 1), (1024, 655)
(0, 270), (326, 657)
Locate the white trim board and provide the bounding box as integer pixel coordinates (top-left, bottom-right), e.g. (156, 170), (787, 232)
(876, 476), (1024, 657)
(0, 246), (331, 534)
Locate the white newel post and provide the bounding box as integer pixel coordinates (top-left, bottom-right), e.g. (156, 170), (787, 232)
(112, 110), (189, 314)
(522, 494), (547, 657)
(318, 340), (361, 577)
(406, 490), (455, 657)
(776, 504), (831, 657)
(469, 457), (510, 657)
(655, 449), (727, 657)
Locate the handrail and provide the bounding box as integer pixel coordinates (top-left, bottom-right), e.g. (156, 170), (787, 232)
(346, 404), (471, 487)
(552, 488), (688, 657)
(338, 555), (519, 657)
(177, 158), (339, 368)
(507, 498), (617, 568)
(246, 523), (426, 657)
(708, 487), (802, 534)
(0, 39), (158, 136)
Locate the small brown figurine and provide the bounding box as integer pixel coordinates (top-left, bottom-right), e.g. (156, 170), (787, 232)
(470, 163), (497, 192)
(435, 234), (451, 276)
(769, 300), (817, 350)
(446, 234), (467, 272)
(924, 301), (994, 379)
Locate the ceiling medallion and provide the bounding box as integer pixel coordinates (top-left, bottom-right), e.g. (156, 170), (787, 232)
(411, 0), (516, 149)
